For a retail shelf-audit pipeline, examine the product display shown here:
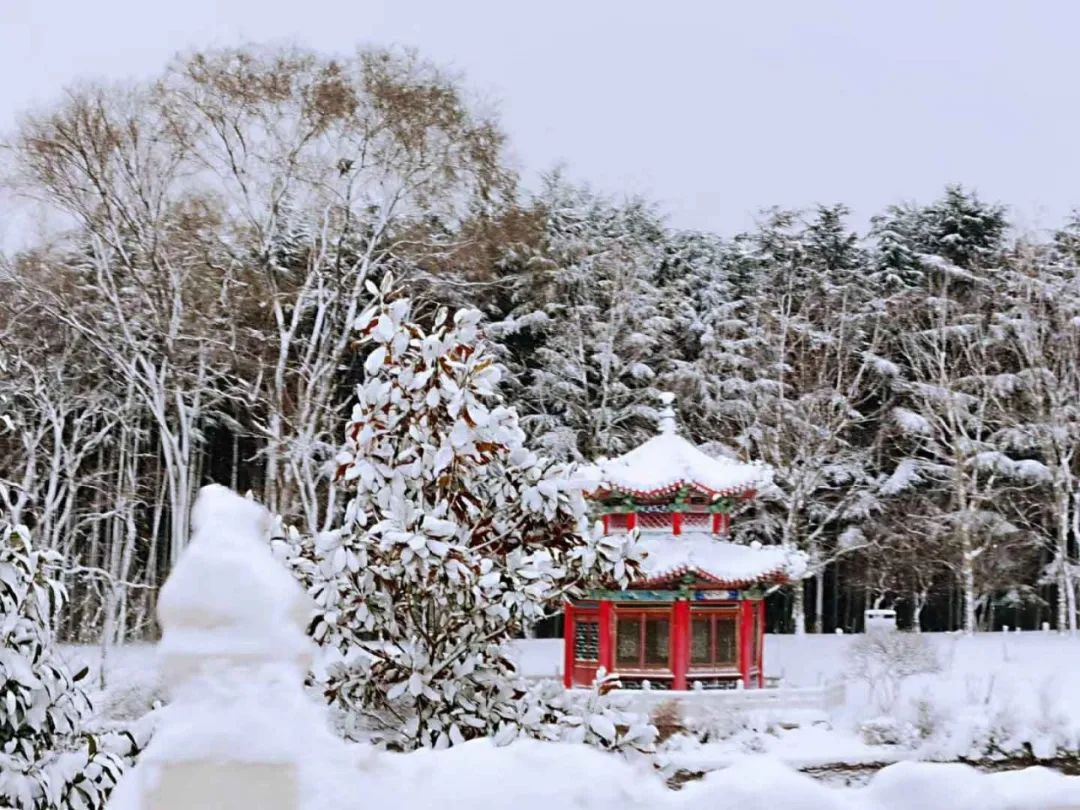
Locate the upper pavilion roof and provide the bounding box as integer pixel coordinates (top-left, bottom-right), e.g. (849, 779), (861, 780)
(587, 393), (772, 499)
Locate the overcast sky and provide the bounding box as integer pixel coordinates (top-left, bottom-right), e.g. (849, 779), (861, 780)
(2, 0), (1079, 238)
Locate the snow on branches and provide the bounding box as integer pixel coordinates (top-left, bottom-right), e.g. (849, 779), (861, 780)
(292, 281), (642, 750)
(0, 519), (130, 810)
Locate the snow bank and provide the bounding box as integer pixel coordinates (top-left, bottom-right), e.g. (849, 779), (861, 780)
(66, 637), (1080, 810)
(865, 762), (1080, 810)
(358, 742), (1080, 810)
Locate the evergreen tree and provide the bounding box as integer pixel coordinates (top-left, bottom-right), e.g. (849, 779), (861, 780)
(494, 177), (671, 460)
(0, 517), (127, 809)
(654, 230), (762, 443)
(292, 283), (641, 749)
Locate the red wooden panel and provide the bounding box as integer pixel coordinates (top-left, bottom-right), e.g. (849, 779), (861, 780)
(682, 512), (711, 532)
(637, 512), (670, 531)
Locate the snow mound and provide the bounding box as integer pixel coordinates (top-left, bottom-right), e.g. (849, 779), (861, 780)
(156, 485), (314, 667)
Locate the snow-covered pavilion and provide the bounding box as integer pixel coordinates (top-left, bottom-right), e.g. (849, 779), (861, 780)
(564, 395), (805, 690)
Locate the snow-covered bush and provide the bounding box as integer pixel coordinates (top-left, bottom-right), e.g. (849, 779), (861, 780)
(292, 285), (642, 750)
(681, 703), (754, 744)
(849, 631), (940, 713)
(0, 519), (132, 809)
(909, 689), (950, 742)
(909, 674), (1076, 761)
(498, 672), (656, 753)
(859, 716), (920, 748)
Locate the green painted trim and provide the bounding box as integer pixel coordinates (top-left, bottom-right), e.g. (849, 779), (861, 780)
(588, 589), (748, 601)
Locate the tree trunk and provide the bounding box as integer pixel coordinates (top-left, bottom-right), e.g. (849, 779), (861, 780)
(1054, 490), (1075, 633)
(813, 569), (825, 634)
(792, 581), (806, 635)
(961, 557), (977, 635)
(911, 592), (925, 632)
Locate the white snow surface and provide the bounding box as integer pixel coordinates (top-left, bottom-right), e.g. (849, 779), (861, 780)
(112, 733), (1080, 810)
(69, 633), (1080, 809)
(508, 632), (1080, 767)
(156, 485), (314, 664)
(588, 431), (771, 496)
(634, 533), (808, 585)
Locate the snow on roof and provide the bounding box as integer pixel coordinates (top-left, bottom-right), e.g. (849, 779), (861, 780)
(591, 432), (771, 498)
(585, 393), (772, 498)
(633, 533), (807, 588)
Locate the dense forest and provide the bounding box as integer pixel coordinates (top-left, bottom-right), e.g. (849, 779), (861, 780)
(3, 45), (1080, 642)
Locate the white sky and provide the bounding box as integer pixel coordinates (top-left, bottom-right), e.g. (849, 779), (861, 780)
(2, 0), (1079, 238)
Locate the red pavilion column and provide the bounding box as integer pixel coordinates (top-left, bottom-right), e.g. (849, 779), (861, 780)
(598, 600), (614, 677)
(757, 600), (766, 688)
(739, 600), (753, 687)
(671, 599), (690, 690)
(563, 601), (575, 688)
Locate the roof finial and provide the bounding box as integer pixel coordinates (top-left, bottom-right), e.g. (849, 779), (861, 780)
(657, 391), (677, 435)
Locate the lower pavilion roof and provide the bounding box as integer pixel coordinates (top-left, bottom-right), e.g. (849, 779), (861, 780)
(630, 533), (808, 589)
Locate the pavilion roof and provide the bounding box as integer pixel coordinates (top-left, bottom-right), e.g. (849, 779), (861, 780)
(590, 431), (771, 499)
(631, 533), (807, 589)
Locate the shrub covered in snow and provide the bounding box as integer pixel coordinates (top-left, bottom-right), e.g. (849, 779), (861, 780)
(0, 519), (134, 809)
(291, 286), (642, 750)
(858, 716), (920, 748)
(848, 631), (940, 713)
(500, 672), (657, 753)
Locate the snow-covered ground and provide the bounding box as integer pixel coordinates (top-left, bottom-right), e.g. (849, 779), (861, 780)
(64, 632), (1080, 808)
(505, 632), (1080, 768)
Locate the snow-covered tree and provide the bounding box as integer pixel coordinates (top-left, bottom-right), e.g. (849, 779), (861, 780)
(0, 517), (128, 809)
(494, 177), (671, 460)
(992, 242), (1080, 633)
(293, 281), (641, 749)
(724, 207), (883, 633)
